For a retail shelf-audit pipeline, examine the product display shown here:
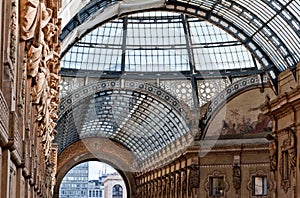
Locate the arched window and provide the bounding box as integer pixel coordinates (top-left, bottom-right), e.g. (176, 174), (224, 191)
(112, 184), (123, 198)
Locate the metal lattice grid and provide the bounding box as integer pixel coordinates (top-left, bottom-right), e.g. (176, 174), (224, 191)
(61, 11), (259, 75)
(55, 86), (191, 165)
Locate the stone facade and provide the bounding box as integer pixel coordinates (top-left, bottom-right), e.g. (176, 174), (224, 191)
(262, 62), (300, 197)
(0, 0), (61, 197)
(134, 140), (273, 198)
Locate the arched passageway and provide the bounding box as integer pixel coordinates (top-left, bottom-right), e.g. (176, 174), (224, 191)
(54, 138), (136, 198)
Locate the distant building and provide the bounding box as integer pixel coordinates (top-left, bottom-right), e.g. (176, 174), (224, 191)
(88, 179), (104, 198)
(104, 174), (127, 198)
(59, 162), (89, 198)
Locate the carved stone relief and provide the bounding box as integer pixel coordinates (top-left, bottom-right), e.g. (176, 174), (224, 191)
(233, 164), (241, 190)
(176, 172), (181, 198)
(280, 128), (296, 193)
(20, 0), (61, 163)
(18, 1), (62, 196)
(9, 1), (18, 68)
(188, 164), (200, 197)
(182, 170), (187, 198)
(265, 134), (278, 172)
(170, 174), (175, 197)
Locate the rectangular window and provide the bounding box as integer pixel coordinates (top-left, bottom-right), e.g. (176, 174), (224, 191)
(210, 176), (225, 196)
(253, 176), (267, 196)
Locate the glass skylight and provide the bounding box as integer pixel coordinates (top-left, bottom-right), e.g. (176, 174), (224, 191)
(61, 11), (259, 74)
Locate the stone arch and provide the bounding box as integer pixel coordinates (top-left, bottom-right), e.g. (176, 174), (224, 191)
(54, 137), (137, 198)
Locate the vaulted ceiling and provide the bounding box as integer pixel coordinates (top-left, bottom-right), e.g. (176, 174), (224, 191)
(55, 0), (300, 169)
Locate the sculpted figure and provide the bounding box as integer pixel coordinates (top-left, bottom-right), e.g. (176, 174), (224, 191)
(176, 174), (181, 197)
(265, 134), (278, 171)
(182, 171), (187, 198)
(188, 164), (200, 198)
(233, 164), (241, 189)
(27, 44), (43, 77)
(170, 175), (175, 197)
(21, 0), (52, 41)
(166, 176), (170, 197)
(288, 130), (296, 168)
(157, 179), (161, 198)
(162, 179), (166, 197)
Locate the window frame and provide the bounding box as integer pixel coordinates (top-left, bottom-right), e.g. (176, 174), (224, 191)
(252, 176), (268, 196)
(209, 176), (225, 196)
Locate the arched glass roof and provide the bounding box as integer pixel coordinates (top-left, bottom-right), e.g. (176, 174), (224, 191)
(61, 11), (260, 76)
(55, 80), (192, 169)
(56, 0), (300, 168)
(59, 0), (300, 86)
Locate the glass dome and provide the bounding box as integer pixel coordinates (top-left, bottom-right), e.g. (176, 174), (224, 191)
(61, 11), (260, 76)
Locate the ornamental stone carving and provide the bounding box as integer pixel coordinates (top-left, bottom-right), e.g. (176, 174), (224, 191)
(182, 170), (187, 198)
(170, 174), (175, 197)
(204, 170), (229, 197)
(9, 1), (18, 68)
(233, 164), (241, 190)
(280, 128), (297, 193)
(265, 134), (278, 172)
(157, 179), (162, 198)
(20, 0), (61, 162)
(176, 172), (181, 197)
(188, 164), (200, 197)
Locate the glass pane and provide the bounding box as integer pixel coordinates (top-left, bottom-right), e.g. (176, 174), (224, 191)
(254, 177), (263, 195)
(254, 176), (267, 195)
(211, 177), (224, 195)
